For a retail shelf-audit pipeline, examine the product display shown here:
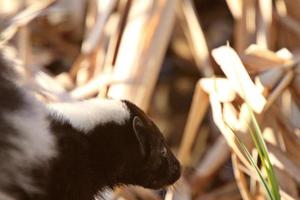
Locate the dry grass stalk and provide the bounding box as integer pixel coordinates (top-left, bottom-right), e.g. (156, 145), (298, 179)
(241, 45), (289, 72)
(34, 71), (71, 102)
(0, 0), (55, 46)
(178, 81), (209, 166)
(176, 0), (212, 76)
(70, 0), (120, 85)
(231, 153), (252, 200)
(17, 0), (32, 77)
(18, 25), (32, 77)
(256, 0), (273, 49)
(226, 0), (255, 53)
(263, 70), (294, 111)
(191, 136), (231, 194)
(103, 0), (132, 69)
(108, 0), (179, 110)
(81, 0), (118, 54)
(256, 68), (285, 90)
(70, 72), (113, 99)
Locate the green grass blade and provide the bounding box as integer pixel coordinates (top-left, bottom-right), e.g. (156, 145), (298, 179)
(240, 142), (274, 200)
(225, 124), (274, 200)
(246, 105), (280, 200)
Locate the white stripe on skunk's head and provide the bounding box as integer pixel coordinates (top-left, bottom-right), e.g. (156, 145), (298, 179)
(47, 98), (131, 133)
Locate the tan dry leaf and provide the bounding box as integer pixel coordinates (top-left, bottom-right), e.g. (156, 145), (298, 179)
(212, 45), (266, 113)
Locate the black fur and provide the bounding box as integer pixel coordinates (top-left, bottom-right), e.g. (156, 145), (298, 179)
(0, 57), (25, 111)
(40, 100), (181, 200)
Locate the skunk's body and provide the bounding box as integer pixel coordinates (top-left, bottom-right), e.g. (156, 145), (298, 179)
(0, 53), (181, 200)
(0, 54), (56, 200)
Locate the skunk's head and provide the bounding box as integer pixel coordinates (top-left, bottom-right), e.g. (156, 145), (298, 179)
(119, 100), (181, 189)
(48, 99), (181, 190)
(85, 100), (181, 189)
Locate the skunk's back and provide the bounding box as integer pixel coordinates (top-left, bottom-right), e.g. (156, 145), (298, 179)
(0, 53), (57, 200)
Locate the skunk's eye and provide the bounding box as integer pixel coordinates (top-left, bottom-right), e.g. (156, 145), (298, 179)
(161, 146), (167, 157)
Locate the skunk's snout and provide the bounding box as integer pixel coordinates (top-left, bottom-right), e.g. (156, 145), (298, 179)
(168, 157), (181, 184)
(173, 160), (181, 180)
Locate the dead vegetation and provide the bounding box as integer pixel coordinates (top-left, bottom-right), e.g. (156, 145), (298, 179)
(1, 0), (300, 200)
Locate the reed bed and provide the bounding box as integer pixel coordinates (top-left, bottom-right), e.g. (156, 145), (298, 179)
(1, 0), (300, 199)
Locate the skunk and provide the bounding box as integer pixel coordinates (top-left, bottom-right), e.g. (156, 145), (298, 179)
(0, 52), (181, 200)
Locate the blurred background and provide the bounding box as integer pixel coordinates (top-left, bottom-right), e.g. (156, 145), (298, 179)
(1, 0), (300, 200)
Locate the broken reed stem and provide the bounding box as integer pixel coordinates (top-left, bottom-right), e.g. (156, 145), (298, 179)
(18, 25), (32, 77)
(110, 0), (132, 66)
(257, 0), (273, 49)
(191, 136), (231, 194)
(108, 0), (179, 111)
(177, 0), (213, 76)
(231, 153), (253, 200)
(263, 70), (294, 111)
(81, 0), (118, 54)
(178, 81), (209, 166)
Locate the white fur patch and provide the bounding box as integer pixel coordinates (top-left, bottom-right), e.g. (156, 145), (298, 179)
(47, 99), (130, 133)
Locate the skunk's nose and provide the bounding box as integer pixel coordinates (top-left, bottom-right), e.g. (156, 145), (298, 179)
(169, 159), (181, 183)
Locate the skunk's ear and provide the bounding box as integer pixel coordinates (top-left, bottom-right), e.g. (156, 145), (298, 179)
(133, 116), (146, 157)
